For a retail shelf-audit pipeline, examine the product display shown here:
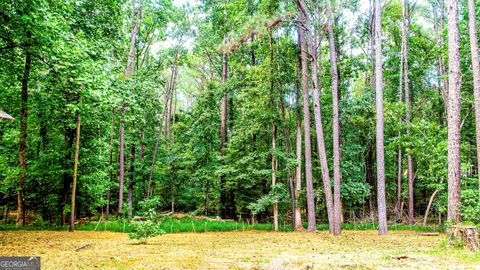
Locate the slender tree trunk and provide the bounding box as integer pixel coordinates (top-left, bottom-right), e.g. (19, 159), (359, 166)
(467, 0), (480, 199)
(423, 189), (439, 226)
(295, 23), (303, 230)
(69, 113), (81, 232)
(147, 50), (179, 198)
(401, 0), (415, 226)
(165, 50), (179, 141)
(374, 0), (388, 236)
(118, 121), (125, 213)
(297, 10), (317, 232)
(269, 31), (279, 232)
(17, 46), (31, 227)
(171, 88), (177, 212)
(279, 89), (296, 229)
(369, 0), (376, 91)
(119, 4), (142, 214)
(397, 22), (404, 218)
(147, 84), (172, 198)
(327, 0), (342, 236)
(297, 0), (334, 233)
(433, 0), (449, 120)
(219, 50), (228, 219)
(446, 0), (462, 222)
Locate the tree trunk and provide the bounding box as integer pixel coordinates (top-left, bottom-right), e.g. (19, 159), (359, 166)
(327, 0), (342, 236)
(165, 49), (179, 141)
(397, 26), (403, 218)
(295, 22), (303, 230)
(433, 0), (449, 120)
(119, 4), (142, 214)
(269, 31), (279, 232)
(467, 0), (480, 199)
(17, 46), (31, 227)
(118, 121), (125, 213)
(279, 89), (296, 230)
(296, 9), (317, 233)
(446, 0), (462, 222)
(423, 189), (439, 226)
(374, 0), (388, 236)
(296, 0), (334, 233)
(401, 0), (415, 226)
(219, 50), (228, 219)
(171, 88), (177, 212)
(69, 113), (81, 232)
(147, 81), (173, 198)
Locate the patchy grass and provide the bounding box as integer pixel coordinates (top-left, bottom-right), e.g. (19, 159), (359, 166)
(0, 230), (478, 269)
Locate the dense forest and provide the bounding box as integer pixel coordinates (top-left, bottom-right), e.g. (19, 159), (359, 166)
(1, 0), (480, 238)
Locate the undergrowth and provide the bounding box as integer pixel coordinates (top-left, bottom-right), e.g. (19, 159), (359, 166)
(0, 217), (445, 233)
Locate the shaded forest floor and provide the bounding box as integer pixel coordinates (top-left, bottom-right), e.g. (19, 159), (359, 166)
(0, 230), (479, 269)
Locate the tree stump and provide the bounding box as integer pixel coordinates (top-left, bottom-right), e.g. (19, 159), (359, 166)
(448, 225), (479, 252)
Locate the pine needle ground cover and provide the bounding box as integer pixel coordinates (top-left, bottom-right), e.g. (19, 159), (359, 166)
(0, 230), (479, 269)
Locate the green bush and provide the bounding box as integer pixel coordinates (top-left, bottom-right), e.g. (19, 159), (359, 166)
(128, 209), (166, 243)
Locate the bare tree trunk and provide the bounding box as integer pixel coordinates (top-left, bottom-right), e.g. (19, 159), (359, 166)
(171, 88), (177, 212)
(118, 121), (125, 213)
(374, 0), (388, 236)
(467, 0), (480, 199)
(446, 0), (462, 222)
(17, 46), (31, 227)
(146, 50), (179, 198)
(369, 0), (376, 91)
(297, 0), (334, 233)
(219, 50), (228, 218)
(119, 4), (142, 213)
(297, 10), (317, 232)
(147, 84), (172, 198)
(423, 189), (439, 226)
(433, 0), (449, 120)
(172, 89), (177, 145)
(165, 51), (179, 141)
(295, 24), (303, 230)
(69, 113), (81, 232)
(279, 90), (296, 230)
(269, 31), (279, 232)
(401, 0), (415, 226)
(327, 0), (342, 236)
(397, 23), (404, 218)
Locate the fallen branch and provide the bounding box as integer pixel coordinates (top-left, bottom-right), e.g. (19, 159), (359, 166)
(420, 232), (439, 236)
(393, 255), (409, 260)
(75, 243), (92, 252)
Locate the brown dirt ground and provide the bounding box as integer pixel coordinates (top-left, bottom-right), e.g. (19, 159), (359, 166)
(0, 230), (479, 269)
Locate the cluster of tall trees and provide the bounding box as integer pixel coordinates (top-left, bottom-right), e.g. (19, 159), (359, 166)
(1, 0), (480, 234)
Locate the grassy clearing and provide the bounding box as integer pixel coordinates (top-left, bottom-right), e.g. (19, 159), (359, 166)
(0, 230), (478, 269)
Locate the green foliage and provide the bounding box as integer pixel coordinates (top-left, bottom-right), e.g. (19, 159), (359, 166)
(128, 210), (166, 243)
(247, 183), (288, 216)
(1, 0), (480, 228)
